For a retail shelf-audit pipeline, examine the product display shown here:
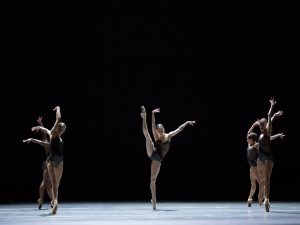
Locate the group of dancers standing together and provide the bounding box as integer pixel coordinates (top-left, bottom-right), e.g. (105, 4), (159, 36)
(245, 97), (284, 212)
(23, 97), (284, 214)
(23, 106), (66, 214)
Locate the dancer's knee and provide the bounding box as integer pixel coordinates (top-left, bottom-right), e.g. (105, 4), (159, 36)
(40, 181), (46, 188)
(150, 177), (156, 185)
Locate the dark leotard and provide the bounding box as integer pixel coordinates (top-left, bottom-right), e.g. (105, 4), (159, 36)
(150, 140), (171, 162)
(247, 145), (258, 167)
(258, 134), (273, 161)
(48, 137), (64, 166)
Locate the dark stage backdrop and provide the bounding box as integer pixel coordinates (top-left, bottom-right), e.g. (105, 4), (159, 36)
(2, 0), (299, 203)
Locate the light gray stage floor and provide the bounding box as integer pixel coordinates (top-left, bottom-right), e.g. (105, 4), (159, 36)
(1, 202), (300, 225)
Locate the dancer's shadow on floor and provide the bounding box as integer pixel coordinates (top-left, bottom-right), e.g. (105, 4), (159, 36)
(271, 211), (300, 215)
(39, 209), (55, 216)
(39, 212), (55, 216)
(153, 209), (177, 212)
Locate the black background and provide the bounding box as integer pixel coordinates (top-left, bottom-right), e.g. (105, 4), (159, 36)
(1, 0), (299, 203)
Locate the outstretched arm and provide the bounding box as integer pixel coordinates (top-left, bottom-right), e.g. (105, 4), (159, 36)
(31, 126), (51, 136)
(23, 138), (49, 148)
(50, 106), (61, 135)
(151, 108), (160, 140)
(271, 110), (283, 123)
(248, 120), (259, 135)
(271, 133), (285, 141)
(167, 120), (195, 138)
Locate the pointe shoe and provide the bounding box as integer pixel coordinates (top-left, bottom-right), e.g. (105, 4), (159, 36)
(50, 200), (54, 209)
(37, 199), (43, 210)
(265, 200), (270, 212)
(151, 199), (156, 210)
(247, 198), (253, 207)
(52, 201), (58, 214)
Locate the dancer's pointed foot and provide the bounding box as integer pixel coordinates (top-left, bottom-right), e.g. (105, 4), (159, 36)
(151, 198), (157, 210)
(265, 199), (270, 212)
(247, 198), (253, 207)
(52, 201), (58, 214)
(37, 198), (43, 210)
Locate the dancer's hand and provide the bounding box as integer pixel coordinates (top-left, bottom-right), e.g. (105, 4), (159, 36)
(23, 138), (32, 143)
(152, 108), (160, 114)
(273, 110), (283, 117)
(37, 116), (43, 125)
(269, 97), (276, 106)
(140, 106), (146, 118)
(53, 106), (60, 111)
(255, 119), (260, 126)
(31, 126), (40, 132)
(187, 120), (196, 126)
(278, 133), (285, 139)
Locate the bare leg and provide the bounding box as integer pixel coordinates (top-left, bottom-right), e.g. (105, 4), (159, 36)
(257, 159), (266, 207)
(37, 168), (49, 209)
(248, 166), (259, 207)
(141, 106), (155, 157)
(44, 169), (53, 207)
(37, 185), (44, 209)
(55, 162), (63, 199)
(47, 161), (63, 214)
(150, 160), (161, 210)
(264, 160), (273, 212)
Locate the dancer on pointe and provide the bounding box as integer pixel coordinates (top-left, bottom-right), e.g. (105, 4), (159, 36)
(247, 97), (284, 212)
(140, 106), (195, 210)
(23, 116), (52, 209)
(31, 106), (66, 214)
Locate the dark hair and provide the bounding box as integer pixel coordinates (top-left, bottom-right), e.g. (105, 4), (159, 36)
(247, 132), (257, 141)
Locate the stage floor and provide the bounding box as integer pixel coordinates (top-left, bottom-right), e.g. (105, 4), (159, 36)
(1, 202), (300, 225)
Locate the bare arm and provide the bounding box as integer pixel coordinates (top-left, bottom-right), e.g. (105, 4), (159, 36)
(23, 138), (49, 148)
(151, 108), (160, 140)
(50, 106), (61, 135)
(37, 116), (48, 141)
(31, 126), (51, 136)
(271, 110), (283, 123)
(248, 120), (259, 135)
(167, 120), (195, 138)
(271, 133), (285, 141)
(267, 97), (276, 136)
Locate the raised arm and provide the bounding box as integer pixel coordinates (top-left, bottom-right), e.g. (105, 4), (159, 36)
(37, 116), (48, 141)
(50, 106), (61, 135)
(151, 108), (160, 140)
(271, 133), (285, 141)
(248, 120), (259, 135)
(23, 138), (49, 148)
(267, 97), (276, 135)
(167, 120), (195, 138)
